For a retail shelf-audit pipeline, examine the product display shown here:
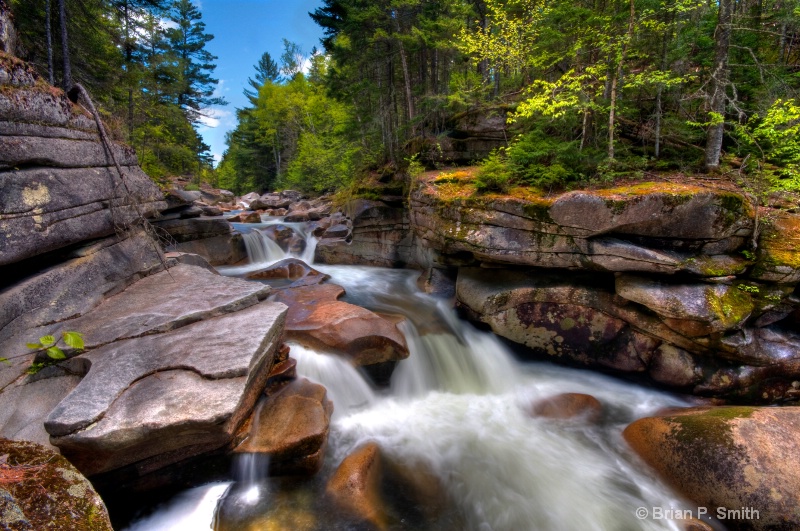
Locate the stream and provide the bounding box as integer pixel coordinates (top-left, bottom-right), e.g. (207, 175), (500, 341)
(124, 216), (699, 531)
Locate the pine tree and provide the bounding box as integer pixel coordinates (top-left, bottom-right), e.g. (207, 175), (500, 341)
(165, 0), (226, 123)
(243, 51), (281, 105)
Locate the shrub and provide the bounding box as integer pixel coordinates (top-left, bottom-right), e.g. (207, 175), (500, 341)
(475, 150), (514, 193)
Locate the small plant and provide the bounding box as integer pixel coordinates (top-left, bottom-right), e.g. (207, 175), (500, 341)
(406, 154), (425, 178)
(475, 150), (514, 193)
(26, 332), (84, 361)
(741, 249), (756, 260)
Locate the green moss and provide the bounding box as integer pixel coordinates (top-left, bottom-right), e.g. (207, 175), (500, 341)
(669, 406), (756, 451)
(705, 286), (754, 327)
(522, 200), (554, 223)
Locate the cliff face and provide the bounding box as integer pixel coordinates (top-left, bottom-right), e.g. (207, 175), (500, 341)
(0, 37), (286, 491)
(316, 172), (800, 403)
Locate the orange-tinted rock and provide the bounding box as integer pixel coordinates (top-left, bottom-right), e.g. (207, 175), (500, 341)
(265, 357), (297, 394)
(235, 378), (333, 476)
(326, 442), (388, 530)
(246, 258), (330, 288)
(228, 211), (261, 223)
(624, 406), (800, 530)
(530, 393), (603, 422)
(682, 519), (715, 531)
(271, 285), (408, 365)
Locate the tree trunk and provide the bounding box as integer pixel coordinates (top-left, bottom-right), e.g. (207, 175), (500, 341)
(58, 0), (71, 91)
(392, 12), (415, 132)
(45, 0), (54, 85)
(608, 0), (635, 161)
(705, 0), (733, 171)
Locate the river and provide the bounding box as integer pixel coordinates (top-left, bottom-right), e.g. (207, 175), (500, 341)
(124, 218), (700, 531)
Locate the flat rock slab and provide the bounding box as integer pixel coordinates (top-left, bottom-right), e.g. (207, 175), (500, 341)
(0, 438), (113, 530)
(46, 301), (287, 476)
(0, 231), (164, 348)
(235, 378), (332, 475)
(246, 258), (330, 288)
(271, 284), (409, 365)
(624, 406), (800, 530)
(18, 264), (271, 353)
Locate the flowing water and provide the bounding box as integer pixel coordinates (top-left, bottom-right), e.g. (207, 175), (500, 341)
(124, 219), (701, 531)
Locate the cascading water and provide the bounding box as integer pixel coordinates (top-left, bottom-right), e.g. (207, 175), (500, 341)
(241, 229), (287, 264)
(126, 221), (700, 531)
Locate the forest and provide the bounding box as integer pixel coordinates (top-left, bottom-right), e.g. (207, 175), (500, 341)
(9, 0), (800, 196)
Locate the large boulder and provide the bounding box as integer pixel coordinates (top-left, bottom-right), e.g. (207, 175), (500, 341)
(0, 438), (113, 530)
(410, 179), (754, 274)
(270, 284), (409, 366)
(455, 267), (800, 401)
(35, 266), (286, 477)
(234, 378), (332, 476)
(624, 406), (800, 530)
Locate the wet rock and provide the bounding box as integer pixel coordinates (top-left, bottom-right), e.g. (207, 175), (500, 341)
(45, 300), (287, 476)
(235, 378), (332, 476)
(323, 223), (350, 239)
(270, 284), (409, 366)
(0, 438), (113, 530)
(326, 442), (388, 530)
(416, 267), (457, 298)
(246, 258), (330, 288)
(284, 211), (310, 222)
(168, 232), (246, 266)
(261, 224), (295, 250)
(153, 216), (232, 243)
(265, 357), (297, 391)
(616, 275), (754, 334)
(530, 393), (603, 422)
(227, 211), (261, 223)
(250, 193), (292, 210)
(624, 406), (800, 530)
(648, 345), (702, 388)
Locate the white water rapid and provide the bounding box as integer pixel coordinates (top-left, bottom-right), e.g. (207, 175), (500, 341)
(125, 225), (698, 531)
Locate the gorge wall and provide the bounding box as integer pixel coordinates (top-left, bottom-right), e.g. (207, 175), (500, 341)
(315, 174), (800, 404)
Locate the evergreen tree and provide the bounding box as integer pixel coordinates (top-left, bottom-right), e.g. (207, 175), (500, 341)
(243, 51), (281, 105)
(165, 0), (226, 123)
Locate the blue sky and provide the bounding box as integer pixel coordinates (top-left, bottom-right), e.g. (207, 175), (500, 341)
(195, 0), (324, 165)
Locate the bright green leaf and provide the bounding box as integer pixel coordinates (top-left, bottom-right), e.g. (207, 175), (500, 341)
(39, 335), (56, 347)
(46, 347), (66, 360)
(0, 358), (9, 365)
(26, 343), (43, 350)
(62, 331), (85, 350)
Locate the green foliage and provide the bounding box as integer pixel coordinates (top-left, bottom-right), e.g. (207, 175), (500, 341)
(506, 129), (602, 187)
(406, 154), (425, 178)
(25, 331), (85, 369)
(734, 99), (800, 192)
(475, 151), (514, 193)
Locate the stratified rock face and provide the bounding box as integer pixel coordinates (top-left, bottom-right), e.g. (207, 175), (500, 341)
(0, 61), (166, 266)
(315, 199), (420, 268)
(411, 181), (754, 275)
(270, 284), (409, 366)
(36, 266), (286, 477)
(154, 216), (245, 266)
(235, 378), (332, 475)
(456, 267), (800, 401)
(624, 407), (800, 530)
(0, 438), (113, 530)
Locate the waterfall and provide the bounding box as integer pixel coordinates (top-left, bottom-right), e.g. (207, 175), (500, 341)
(291, 343), (376, 419)
(129, 226), (694, 531)
(241, 229), (287, 265)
